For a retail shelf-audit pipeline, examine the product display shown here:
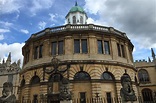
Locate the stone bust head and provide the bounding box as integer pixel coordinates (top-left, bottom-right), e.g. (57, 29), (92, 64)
(120, 73), (137, 102)
(121, 74), (133, 93)
(2, 82), (13, 97)
(0, 82), (16, 103)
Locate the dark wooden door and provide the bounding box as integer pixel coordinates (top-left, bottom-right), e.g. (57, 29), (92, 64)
(47, 94), (60, 103)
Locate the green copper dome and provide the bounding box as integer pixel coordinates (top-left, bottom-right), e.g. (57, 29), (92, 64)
(69, 6), (85, 13)
(69, 2), (85, 13)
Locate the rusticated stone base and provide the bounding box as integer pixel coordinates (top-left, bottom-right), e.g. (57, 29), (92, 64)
(60, 100), (72, 103)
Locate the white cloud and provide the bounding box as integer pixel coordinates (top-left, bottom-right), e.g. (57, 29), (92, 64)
(0, 21), (13, 27)
(0, 43), (25, 66)
(49, 13), (57, 21)
(21, 29), (29, 34)
(30, 0), (54, 15)
(0, 34), (4, 40)
(0, 29), (10, 33)
(84, 0), (156, 49)
(0, 0), (54, 15)
(0, 0), (21, 14)
(38, 21), (46, 29)
(87, 18), (95, 24)
(84, 0), (106, 14)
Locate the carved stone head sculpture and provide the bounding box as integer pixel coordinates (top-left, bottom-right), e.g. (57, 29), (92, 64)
(120, 73), (137, 102)
(0, 82), (16, 103)
(59, 77), (72, 101)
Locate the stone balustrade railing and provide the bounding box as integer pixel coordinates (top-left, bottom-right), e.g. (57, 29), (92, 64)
(32, 24), (127, 38)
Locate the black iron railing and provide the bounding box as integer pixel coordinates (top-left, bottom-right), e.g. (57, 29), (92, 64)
(17, 96), (156, 103)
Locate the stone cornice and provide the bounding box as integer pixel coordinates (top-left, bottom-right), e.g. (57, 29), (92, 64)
(20, 60), (136, 74)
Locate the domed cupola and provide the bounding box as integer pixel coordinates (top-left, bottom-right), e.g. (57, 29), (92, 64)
(66, 2), (88, 24)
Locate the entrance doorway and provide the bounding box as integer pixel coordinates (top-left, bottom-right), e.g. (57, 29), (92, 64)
(47, 94), (60, 103)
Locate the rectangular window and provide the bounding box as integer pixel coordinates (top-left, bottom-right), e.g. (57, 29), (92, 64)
(39, 45), (43, 58)
(34, 46), (38, 59)
(98, 40), (103, 54)
(121, 45), (125, 58)
(80, 92), (86, 103)
(33, 95), (38, 103)
(117, 43), (121, 56)
(81, 39), (88, 53)
(106, 92), (112, 103)
(117, 43), (126, 58)
(52, 42), (57, 56)
(74, 39), (80, 53)
(25, 50), (30, 63)
(104, 41), (110, 54)
(58, 41), (63, 55)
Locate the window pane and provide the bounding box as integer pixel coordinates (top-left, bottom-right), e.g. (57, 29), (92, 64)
(80, 16), (83, 24)
(98, 40), (103, 54)
(52, 42), (57, 55)
(34, 46), (38, 59)
(58, 41), (63, 55)
(102, 72), (113, 80)
(33, 95), (38, 103)
(74, 71), (91, 80)
(82, 39), (88, 53)
(68, 19), (70, 24)
(80, 92), (86, 103)
(121, 45), (125, 57)
(104, 41), (110, 54)
(73, 16), (76, 24)
(139, 70), (150, 83)
(106, 92), (112, 103)
(142, 89), (153, 102)
(74, 39), (80, 53)
(30, 76), (40, 85)
(39, 45), (43, 58)
(25, 50), (30, 63)
(117, 43), (121, 56)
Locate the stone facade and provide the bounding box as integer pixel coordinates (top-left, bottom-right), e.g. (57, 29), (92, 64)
(19, 25), (139, 102)
(19, 3), (139, 103)
(0, 52), (20, 100)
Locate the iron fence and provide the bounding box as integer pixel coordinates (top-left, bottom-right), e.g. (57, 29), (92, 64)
(16, 96), (156, 103)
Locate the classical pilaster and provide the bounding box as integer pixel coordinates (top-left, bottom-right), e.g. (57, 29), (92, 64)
(110, 37), (118, 60)
(91, 83), (101, 98)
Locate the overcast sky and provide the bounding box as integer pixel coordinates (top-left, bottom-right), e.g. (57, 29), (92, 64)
(0, 0), (156, 65)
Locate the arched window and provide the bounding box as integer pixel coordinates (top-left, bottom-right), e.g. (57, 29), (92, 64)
(138, 69), (150, 83)
(142, 88), (153, 102)
(68, 18), (70, 24)
(73, 16), (76, 24)
(74, 71), (91, 80)
(49, 73), (63, 82)
(21, 79), (25, 87)
(101, 72), (114, 80)
(80, 16), (83, 24)
(30, 76), (40, 85)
